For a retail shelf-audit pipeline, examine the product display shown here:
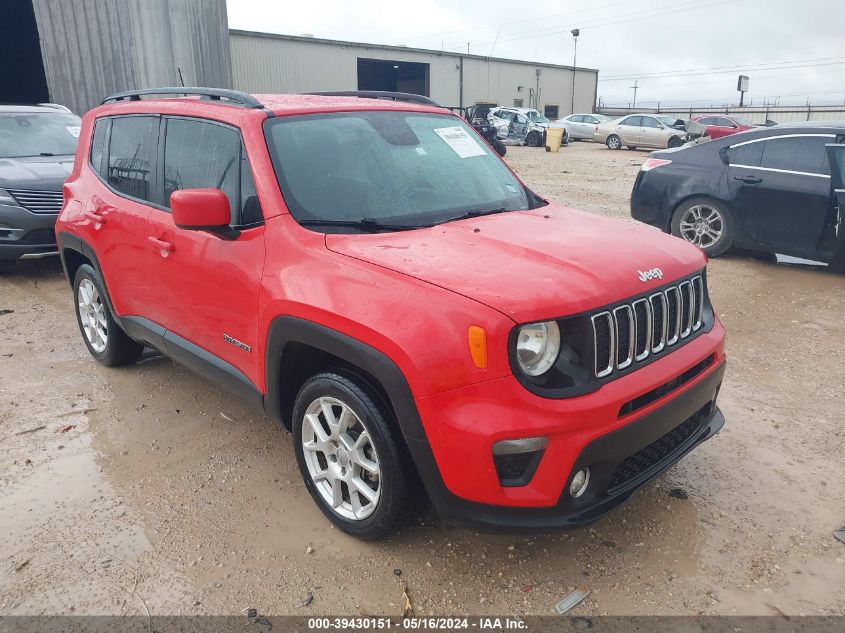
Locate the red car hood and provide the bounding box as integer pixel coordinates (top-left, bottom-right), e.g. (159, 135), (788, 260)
(326, 204), (707, 323)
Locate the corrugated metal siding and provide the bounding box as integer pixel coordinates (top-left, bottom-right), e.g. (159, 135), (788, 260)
(31, 0), (231, 115)
(231, 31), (598, 114)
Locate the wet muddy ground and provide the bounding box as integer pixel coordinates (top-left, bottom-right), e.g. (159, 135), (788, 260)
(1, 143), (843, 617)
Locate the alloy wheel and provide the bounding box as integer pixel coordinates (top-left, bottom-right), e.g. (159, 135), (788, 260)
(77, 278), (108, 353)
(301, 396), (381, 521)
(679, 204), (724, 248)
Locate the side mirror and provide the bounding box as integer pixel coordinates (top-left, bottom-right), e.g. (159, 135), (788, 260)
(171, 188), (232, 235)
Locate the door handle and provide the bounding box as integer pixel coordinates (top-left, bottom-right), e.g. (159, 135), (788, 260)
(147, 236), (174, 255)
(84, 211), (106, 224)
(735, 175), (763, 184)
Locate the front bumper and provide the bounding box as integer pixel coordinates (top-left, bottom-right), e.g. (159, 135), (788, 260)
(0, 204), (59, 262)
(411, 324), (726, 530)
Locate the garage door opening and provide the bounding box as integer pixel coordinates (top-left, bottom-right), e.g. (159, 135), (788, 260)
(357, 58), (429, 96)
(0, 0), (49, 104)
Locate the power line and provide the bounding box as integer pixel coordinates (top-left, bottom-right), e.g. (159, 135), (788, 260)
(599, 58), (845, 81)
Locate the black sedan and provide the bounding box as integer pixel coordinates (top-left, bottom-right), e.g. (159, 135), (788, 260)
(630, 123), (845, 269)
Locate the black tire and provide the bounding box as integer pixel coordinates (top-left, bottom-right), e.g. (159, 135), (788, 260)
(627, 146), (638, 150)
(526, 131), (542, 147)
(73, 264), (144, 366)
(492, 139), (506, 157)
(606, 134), (622, 150)
(668, 136), (684, 148)
(292, 371), (413, 539)
(671, 197), (735, 257)
(562, 130), (570, 146)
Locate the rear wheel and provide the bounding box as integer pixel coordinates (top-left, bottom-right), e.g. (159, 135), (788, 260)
(492, 138), (506, 157)
(292, 371), (413, 539)
(526, 131), (542, 147)
(671, 198), (734, 257)
(606, 134), (622, 150)
(73, 264), (144, 366)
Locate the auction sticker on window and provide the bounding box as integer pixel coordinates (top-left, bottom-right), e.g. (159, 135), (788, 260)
(434, 127), (486, 158)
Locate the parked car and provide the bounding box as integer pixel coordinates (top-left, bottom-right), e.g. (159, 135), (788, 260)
(57, 87), (726, 539)
(488, 107), (569, 147)
(690, 115), (756, 139)
(595, 114), (687, 150)
(0, 104), (80, 270)
(555, 113), (611, 140)
(630, 123), (845, 267)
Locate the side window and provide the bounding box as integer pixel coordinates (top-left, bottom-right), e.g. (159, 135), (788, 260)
(641, 117), (660, 128)
(515, 114), (528, 124)
(571, 115), (584, 123)
(760, 136), (831, 175)
(727, 140), (763, 166)
(715, 117), (736, 127)
(89, 119), (107, 175)
(107, 116), (158, 201)
(621, 116), (642, 127)
(584, 116), (597, 124)
(163, 118), (263, 226)
(698, 117), (717, 125)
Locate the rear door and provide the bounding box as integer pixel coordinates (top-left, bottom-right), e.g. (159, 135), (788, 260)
(144, 116), (266, 385)
(83, 115), (159, 316)
(615, 116), (642, 145)
(825, 144), (845, 270)
(727, 133), (835, 255)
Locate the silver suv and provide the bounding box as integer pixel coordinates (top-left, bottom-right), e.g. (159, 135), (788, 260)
(0, 104), (80, 270)
(487, 107), (568, 147)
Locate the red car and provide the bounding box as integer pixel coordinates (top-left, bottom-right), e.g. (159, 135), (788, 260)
(691, 115), (756, 139)
(56, 88), (726, 539)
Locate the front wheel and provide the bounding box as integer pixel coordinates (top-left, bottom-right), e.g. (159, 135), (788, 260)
(73, 264), (144, 366)
(606, 134), (622, 150)
(492, 138), (506, 156)
(668, 136), (684, 148)
(671, 198), (734, 257)
(525, 131), (542, 147)
(292, 371), (413, 539)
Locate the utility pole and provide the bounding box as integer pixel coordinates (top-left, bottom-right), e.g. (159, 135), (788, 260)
(570, 29), (579, 114)
(630, 80), (639, 110)
(467, 42), (470, 54)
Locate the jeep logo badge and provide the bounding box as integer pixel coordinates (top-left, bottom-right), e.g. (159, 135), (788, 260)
(637, 267), (664, 282)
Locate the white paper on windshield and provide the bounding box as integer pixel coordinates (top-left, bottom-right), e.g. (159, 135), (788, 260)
(66, 126), (81, 138)
(434, 127), (485, 159)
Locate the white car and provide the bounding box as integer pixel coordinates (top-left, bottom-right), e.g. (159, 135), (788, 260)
(487, 107), (568, 147)
(554, 113), (612, 140)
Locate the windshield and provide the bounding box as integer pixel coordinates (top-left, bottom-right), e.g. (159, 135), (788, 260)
(656, 115), (680, 127)
(0, 112), (80, 158)
(264, 112), (532, 231)
(527, 111), (549, 124)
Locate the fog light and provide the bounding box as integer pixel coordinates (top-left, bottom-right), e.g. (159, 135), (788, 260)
(569, 468), (590, 498)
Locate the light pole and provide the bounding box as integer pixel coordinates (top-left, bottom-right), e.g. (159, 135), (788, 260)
(570, 28), (579, 114)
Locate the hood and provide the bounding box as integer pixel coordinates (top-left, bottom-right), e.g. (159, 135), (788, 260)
(326, 204), (707, 323)
(0, 155), (74, 190)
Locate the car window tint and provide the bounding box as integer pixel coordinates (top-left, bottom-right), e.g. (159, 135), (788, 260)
(727, 141), (764, 166)
(107, 116), (158, 201)
(760, 136), (831, 175)
(90, 119), (107, 174)
(641, 117), (660, 128)
(239, 142), (263, 226)
(164, 118), (239, 220)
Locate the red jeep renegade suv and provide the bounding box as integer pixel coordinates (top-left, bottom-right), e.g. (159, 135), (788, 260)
(56, 88), (726, 539)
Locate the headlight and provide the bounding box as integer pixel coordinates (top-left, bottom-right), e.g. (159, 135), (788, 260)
(0, 188), (17, 206)
(516, 321), (561, 376)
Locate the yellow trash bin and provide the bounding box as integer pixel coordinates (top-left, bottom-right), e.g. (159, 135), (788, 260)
(545, 127), (565, 152)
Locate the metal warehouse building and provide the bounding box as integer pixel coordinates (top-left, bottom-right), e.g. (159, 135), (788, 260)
(230, 30), (599, 118)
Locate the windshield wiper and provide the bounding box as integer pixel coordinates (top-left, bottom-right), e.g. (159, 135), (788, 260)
(439, 207), (512, 224)
(39, 152), (55, 157)
(299, 217), (431, 232)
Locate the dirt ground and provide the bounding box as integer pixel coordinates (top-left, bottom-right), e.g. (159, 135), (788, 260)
(1, 143), (843, 617)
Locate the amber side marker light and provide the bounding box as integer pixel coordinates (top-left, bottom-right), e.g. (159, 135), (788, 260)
(468, 325), (488, 369)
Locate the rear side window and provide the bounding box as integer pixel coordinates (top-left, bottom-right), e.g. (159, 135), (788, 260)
(760, 136), (831, 175)
(89, 119), (107, 174)
(715, 117), (736, 127)
(698, 117), (717, 125)
(107, 116), (158, 202)
(727, 141), (764, 166)
(621, 116), (642, 127)
(163, 118), (262, 226)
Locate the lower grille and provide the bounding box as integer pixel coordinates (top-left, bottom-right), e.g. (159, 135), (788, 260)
(21, 228), (57, 245)
(608, 409), (706, 491)
(8, 189), (63, 214)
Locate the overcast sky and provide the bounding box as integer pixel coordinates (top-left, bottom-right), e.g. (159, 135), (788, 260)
(226, 0), (845, 108)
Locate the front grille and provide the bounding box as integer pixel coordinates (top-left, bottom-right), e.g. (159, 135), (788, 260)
(591, 275), (704, 378)
(8, 189), (63, 214)
(608, 409), (705, 491)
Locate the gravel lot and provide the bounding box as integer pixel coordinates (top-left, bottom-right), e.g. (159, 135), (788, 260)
(1, 143), (843, 617)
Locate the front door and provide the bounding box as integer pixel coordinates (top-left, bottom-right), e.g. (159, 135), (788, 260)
(639, 116), (665, 148)
(826, 144), (845, 271)
(144, 116), (266, 387)
(727, 133), (835, 257)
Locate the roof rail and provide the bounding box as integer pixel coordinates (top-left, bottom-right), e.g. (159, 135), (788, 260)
(305, 91), (440, 107)
(101, 87), (264, 109)
(36, 103), (73, 113)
